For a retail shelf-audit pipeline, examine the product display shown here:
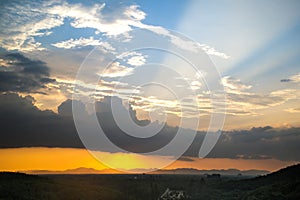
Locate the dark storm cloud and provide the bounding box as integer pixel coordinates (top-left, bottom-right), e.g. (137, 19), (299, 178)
(201, 127), (300, 161)
(58, 99), (86, 116)
(0, 52), (55, 92)
(0, 93), (299, 162)
(75, 96), (177, 153)
(0, 93), (83, 148)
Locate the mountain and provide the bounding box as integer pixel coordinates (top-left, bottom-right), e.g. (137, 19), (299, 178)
(22, 167), (269, 176)
(151, 168), (269, 176)
(22, 167), (120, 174)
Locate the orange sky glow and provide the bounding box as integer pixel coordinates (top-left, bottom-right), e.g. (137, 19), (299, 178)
(0, 147), (297, 173)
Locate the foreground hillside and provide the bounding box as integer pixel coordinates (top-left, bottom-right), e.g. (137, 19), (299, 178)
(0, 164), (299, 200)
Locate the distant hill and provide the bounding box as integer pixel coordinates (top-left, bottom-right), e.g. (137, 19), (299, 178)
(22, 167), (120, 174)
(22, 167), (269, 176)
(152, 168), (269, 176)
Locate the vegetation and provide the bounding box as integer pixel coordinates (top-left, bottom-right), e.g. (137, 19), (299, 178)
(0, 164), (299, 200)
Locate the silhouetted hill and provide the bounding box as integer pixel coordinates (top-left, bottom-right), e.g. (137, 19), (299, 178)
(242, 164), (300, 200)
(262, 163), (300, 180)
(23, 167), (120, 174)
(0, 172), (54, 200)
(153, 168), (269, 176)
(0, 164), (299, 200)
(212, 164), (300, 200)
(22, 167), (269, 176)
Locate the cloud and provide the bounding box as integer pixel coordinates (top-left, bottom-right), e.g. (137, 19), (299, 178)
(47, 3), (146, 36)
(221, 76), (300, 116)
(0, 93), (176, 154)
(118, 51), (147, 67)
(51, 76), (200, 120)
(0, 93), (168, 153)
(190, 80), (202, 90)
(0, 93), (83, 148)
(142, 26), (230, 59)
(198, 44), (230, 59)
(0, 1), (145, 52)
(47, 76), (141, 109)
(0, 0), (64, 52)
(177, 156), (195, 162)
(58, 99), (86, 116)
(290, 73), (300, 83)
(100, 62), (134, 78)
(52, 37), (115, 52)
(127, 55), (146, 67)
(37, 73), (300, 120)
(0, 0), (229, 59)
(281, 73), (300, 83)
(0, 52), (55, 92)
(205, 126), (300, 161)
(280, 79), (292, 83)
(50, 1), (213, 58)
(285, 108), (300, 113)
(270, 89), (300, 101)
(0, 93), (299, 161)
(222, 76), (252, 94)
(54, 75), (281, 119)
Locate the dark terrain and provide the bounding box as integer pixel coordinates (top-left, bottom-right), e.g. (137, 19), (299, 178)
(0, 164), (299, 200)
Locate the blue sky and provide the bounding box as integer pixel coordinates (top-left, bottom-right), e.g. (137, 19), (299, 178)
(0, 0), (299, 130)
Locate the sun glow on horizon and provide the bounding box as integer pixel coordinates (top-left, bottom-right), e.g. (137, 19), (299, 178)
(0, 147), (297, 173)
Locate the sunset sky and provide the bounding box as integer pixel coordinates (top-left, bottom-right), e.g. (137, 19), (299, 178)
(0, 0), (299, 173)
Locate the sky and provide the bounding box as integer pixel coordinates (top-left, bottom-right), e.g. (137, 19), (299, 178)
(0, 0), (299, 172)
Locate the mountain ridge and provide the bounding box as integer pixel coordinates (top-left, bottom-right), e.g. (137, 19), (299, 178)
(20, 167), (269, 176)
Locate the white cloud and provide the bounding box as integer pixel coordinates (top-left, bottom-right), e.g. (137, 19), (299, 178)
(222, 76), (252, 94)
(198, 44), (230, 59)
(118, 52), (147, 67)
(173, 76), (203, 91)
(169, 34), (199, 53)
(0, 1), (146, 52)
(52, 37), (115, 52)
(270, 89), (300, 105)
(100, 62), (134, 78)
(0, 0), (230, 60)
(47, 2), (146, 36)
(289, 73), (300, 83)
(281, 73), (300, 83)
(51, 77), (134, 102)
(140, 26), (230, 59)
(124, 5), (147, 21)
(190, 80), (202, 90)
(127, 56), (146, 66)
(0, 1), (64, 52)
(51, 75), (300, 119)
(220, 77), (300, 116)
